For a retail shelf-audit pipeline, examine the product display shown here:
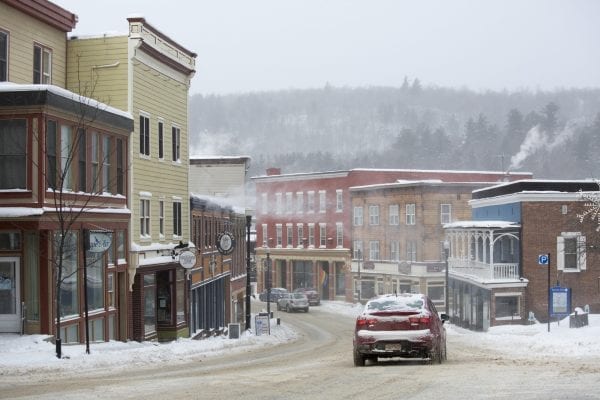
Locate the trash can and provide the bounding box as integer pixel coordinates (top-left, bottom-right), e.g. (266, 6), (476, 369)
(569, 311), (588, 328)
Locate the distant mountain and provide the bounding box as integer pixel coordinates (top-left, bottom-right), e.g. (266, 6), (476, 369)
(189, 83), (600, 179)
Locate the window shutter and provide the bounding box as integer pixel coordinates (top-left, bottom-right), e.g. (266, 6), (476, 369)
(578, 236), (586, 270)
(556, 236), (564, 271)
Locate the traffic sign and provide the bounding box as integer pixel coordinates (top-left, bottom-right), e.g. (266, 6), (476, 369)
(538, 254), (549, 265)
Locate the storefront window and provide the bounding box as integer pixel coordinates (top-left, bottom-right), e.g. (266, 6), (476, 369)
(496, 295), (520, 319)
(86, 251), (104, 311)
(157, 270), (172, 325)
(335, 263), (345, 296)
(176, 268), (185, 324)
(56, 231), (78, 317)
(143, 274), (156, 335)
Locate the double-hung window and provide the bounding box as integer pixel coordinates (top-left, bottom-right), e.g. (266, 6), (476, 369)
(353, 206), (363, 226)
(369, 241), (380, 261)
(159, 200), (165, 238)
(297, 224), (304, 247)
(406, 204), (416, 225)
(336, 190), (343, 212)
(319, 190), (326, 213)
(441, 204), (452, 224)
(389, 204), (399, 225)
(139, 115), (150, 156)
(172, 126), (180, 162)
(0, 119), (27, 189)
(158, 120), (164, 160)
(369, 205), (379, 225)
(557, 233), (586, 272)
(319, 223), (327, 247)
(336, 223), (343, 248)
(173, 200), (182, 237)
(102, 136), (111, 193)
(33, 44), (51, 84)
(0, 31), (8, 81)
(140, 198), (150, 237)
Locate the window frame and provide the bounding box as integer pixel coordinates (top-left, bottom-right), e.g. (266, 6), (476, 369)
(369, 205), (380, 226)
(389, 204), (399, 225)
(33, 43), (52, 84)
(173, 200), (182, 238)
(441, 203), (452, 224)
(557, 232), (586, 272)
(336, 190), (343, 212)
(157, 120), (164, 160)
(139, 114), (150, 157)
(140, 198), (151, 238)
(0, 30), (8, 82)
(406, 203), (416, 225)
(171, 125), (180, 162)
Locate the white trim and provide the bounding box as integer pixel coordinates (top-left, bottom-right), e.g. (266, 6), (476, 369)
(494, 292), (522, 297)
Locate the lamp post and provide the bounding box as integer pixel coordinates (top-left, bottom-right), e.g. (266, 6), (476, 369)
(443, 239), (450, 314)
(245, 215), (252, 330)
(266, 246), (271, 318)
(357, 249), (362, 303)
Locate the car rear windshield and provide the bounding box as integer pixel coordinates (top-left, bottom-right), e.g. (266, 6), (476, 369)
(292, 293), (306, 299)
(366, 296), (424, 313)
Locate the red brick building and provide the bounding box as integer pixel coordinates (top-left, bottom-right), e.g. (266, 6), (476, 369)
(252, 168), (532, 302)
(445, 180), (600, 330)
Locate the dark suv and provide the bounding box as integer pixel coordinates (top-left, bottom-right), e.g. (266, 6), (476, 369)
(353, 293), (448, 366)
(258, 287), (288, 302)
(293, 287), (320, 306)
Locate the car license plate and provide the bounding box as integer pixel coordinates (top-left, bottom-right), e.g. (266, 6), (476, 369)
(385, 344), (402, 351)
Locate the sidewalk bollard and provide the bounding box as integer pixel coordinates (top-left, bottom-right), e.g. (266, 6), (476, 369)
(277, 318), (281, 325)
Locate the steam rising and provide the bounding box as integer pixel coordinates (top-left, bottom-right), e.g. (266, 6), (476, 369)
(509, 124), (576, 170)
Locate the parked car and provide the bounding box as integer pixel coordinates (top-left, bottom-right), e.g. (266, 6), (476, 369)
(277, 292), (309, 313)
(353, 293), (448, 366)
(258, 287), (288, 302)
(293, 287), (320, 305)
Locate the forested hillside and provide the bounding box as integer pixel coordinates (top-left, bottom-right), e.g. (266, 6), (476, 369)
(189, 82), (600, 179)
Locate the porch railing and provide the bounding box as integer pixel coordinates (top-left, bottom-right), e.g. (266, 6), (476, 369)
(449, 259), (519, 282)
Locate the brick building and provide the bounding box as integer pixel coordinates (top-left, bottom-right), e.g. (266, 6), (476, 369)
(252, 168), (532, 303)
(445, 180), (600, 330)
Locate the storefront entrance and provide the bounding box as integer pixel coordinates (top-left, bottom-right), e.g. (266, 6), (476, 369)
(0, 257), (20, 333)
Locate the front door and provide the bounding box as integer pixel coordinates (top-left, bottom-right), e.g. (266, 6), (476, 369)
(0, 257), (20, 333)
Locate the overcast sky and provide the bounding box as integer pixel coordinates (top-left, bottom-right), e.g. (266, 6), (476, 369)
(54, 0), (600, 96)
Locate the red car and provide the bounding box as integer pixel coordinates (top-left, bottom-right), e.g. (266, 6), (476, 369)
(353, 293), (448, 366)
(293, 287), (320, 306)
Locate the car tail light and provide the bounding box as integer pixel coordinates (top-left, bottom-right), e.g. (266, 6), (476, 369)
(408, 315), (430, 330)
(355, 317), (377, 330)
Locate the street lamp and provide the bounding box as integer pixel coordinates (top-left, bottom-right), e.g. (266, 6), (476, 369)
(443, 239), (450, 314)
(357, 248), (362, 303)
(245, 215), (252, 331)
(265, 244), (271, 318)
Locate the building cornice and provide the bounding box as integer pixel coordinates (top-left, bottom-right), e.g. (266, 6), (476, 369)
(2, 0), (77, 32)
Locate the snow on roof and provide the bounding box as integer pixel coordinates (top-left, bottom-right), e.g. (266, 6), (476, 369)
(0, 208), (44, 218)
(0, 82), (132, 120)
(191, 193), (246, 214)
(444, 220), (520, 229)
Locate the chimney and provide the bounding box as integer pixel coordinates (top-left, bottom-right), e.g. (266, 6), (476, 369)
(266, 167), (281, 176)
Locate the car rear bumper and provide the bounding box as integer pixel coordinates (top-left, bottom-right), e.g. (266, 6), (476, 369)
(354, 329), (436, 358)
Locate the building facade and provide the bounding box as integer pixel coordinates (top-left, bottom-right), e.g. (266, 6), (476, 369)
(189, 195), (248, 337)
(350, 180), (492, 309)
(0, 1), (134, 345)
(252, 168), (532, 303)
(67, 17), (196, 341)
(445, 180), (600, 330)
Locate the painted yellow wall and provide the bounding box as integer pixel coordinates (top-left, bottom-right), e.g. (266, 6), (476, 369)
(66, 36), (129, 112)
(131, 61), (190, 244)
(0, 3), (68, 87)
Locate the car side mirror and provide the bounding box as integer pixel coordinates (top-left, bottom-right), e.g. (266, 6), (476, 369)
(440, 313), (449, 323)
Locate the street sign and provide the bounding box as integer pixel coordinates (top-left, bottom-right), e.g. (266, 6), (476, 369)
(550, 286), (571, 317)
(178, 250), (197, 269)
(538, 254), (549, 265)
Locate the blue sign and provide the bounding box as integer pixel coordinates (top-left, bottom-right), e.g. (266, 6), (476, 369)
(538, 254), (549, 265)
(550, 286), (571, 317)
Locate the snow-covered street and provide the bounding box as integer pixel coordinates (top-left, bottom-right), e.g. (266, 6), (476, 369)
(1, 300), (599, 377)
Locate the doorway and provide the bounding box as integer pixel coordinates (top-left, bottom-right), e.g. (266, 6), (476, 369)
(0, 257), (20, 333)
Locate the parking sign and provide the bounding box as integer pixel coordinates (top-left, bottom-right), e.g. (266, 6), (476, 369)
(538, 254), (549, 265)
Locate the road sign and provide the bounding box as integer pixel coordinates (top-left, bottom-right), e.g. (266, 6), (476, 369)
(538, 254), (549, 265)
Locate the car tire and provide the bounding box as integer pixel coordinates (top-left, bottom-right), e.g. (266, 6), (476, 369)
(353, 349), (365, 367)
(305, 307), (309, 312)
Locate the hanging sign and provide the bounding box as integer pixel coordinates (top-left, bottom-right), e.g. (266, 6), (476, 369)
(216, 231), (236, 255)
(85, 230), (113, 253)
(550, 286), (571, 317)
(179, 250), (197, 269)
